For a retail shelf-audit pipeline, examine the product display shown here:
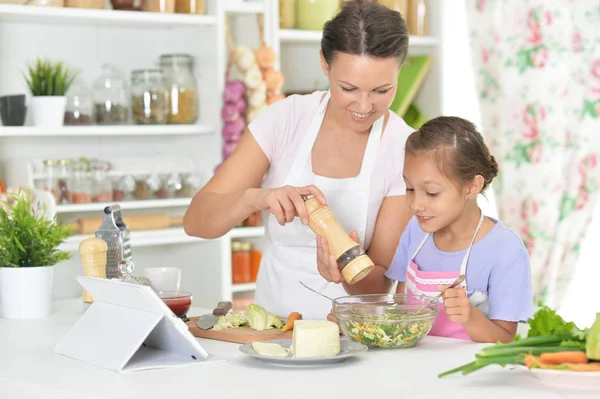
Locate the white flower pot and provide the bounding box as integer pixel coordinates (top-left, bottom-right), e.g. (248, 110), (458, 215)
(0, 266), (54, 319)
(31, 96), (66, 127)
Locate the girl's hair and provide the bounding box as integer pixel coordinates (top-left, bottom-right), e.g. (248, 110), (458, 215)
(405, 116), (499, 192)
(321, 0), (409, 65)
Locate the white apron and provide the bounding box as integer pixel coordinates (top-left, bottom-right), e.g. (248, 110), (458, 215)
(254, 91), (384, 319)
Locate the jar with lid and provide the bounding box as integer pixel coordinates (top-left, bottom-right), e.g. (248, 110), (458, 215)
(112, 174), (135, 201)
(42, 160), (59, 201)
(250, 248), (261, 282)
(131, 69), (169, 125)
(64, 79), (94, 125)
(111, 0), (143, 10)
(71, 160), (92, 204)
(177, 172), (203, 198)
(56, 159), (72, 204)
(91, 160), (113, 203)
(159, 54), (198, 124)
(232, 241), (251, 284)
(133, 174), (161, 200)
(92, 64), (129, 125)
(175, 0), (204, 14)
(279, 0), (295, 29)
(156, 172), (182, 199)
(243, 211), (262, 227)
(296, 0), (340, 31)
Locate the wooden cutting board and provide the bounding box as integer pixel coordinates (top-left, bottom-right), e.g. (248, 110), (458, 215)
(186, 316), (293, 344)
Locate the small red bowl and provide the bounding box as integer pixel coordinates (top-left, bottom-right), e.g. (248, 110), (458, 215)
(158, 291), (192, 317)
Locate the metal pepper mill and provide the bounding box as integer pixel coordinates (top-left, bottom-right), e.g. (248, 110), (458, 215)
(78, 237), (108, 308)
(304, 196), (374, 284)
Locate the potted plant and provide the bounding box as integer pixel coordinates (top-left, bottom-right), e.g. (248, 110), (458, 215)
(0, 190), (72, 319)
(23, 58), (78, 127)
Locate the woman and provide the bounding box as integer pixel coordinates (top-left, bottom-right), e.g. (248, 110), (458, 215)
(183, 0), (414, 319)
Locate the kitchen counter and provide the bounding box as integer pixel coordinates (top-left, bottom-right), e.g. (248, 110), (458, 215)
(0, 299), (597, 399)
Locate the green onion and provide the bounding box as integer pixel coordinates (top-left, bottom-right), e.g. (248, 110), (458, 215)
(477, 345), (584, 358)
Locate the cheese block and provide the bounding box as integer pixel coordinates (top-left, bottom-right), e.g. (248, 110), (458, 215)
(251, 341), (289, 357)
(291, 320), (341, 358)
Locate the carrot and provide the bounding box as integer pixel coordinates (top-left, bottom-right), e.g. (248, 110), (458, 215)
(540, 351), (588, 365)
(562, 362), (600, 372)
(281, 312), (302, 332)
(524, 355), (555, 369)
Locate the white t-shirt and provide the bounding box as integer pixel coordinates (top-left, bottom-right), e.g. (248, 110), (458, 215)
(248, 90), (414, 250)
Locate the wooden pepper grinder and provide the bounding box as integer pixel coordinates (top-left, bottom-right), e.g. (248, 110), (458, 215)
(78, 237), (108, 306)
(304, 196), (374, 284)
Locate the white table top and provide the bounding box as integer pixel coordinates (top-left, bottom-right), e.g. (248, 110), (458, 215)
(0, 299), (597, 399)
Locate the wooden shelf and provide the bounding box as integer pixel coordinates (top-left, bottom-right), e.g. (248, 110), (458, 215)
(0, 124), (214, 138)
(55, 198), (192, 214)
(0, 4), (216, 28)
(278, 29), (439, 46)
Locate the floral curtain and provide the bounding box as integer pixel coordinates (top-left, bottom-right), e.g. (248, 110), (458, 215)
(465, 0), (600, 309)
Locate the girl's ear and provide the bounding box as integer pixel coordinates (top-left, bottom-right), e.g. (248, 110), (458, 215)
(465, 175), (485, 200)
(319, 50), (329, 76)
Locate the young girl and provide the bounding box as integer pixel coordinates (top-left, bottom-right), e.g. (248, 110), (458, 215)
(317, 116), (533, 343)
(384, 116), (533, 343)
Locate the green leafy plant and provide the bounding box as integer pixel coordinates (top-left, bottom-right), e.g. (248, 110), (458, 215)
(23, 58), (78, 97)
(0, 190), (73, 268)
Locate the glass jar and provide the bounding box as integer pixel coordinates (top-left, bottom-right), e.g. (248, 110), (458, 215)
(91, 160), (113, 203)
(250, 248), (261, 282)
(177, 172), (202, 198)
(156, 172), (182, 199)
(407, 0), (427, 36)
(93, 64), (129, 125)
(64, 79), (94, 125)
(133, 174), (161, 200)
(296, 0), (340, 31)
(243, 211), (262, 227)
(143, 0), (175, 13)
(131, 69), (169, 125)
(378, 0), (408, 16)
(42, 159), (58, 201)
(56, 159), (72, 204)
(159, 54), (198, 124)
(111, 0), (143, 10)
(279, 0), (295, 29)
(175, 0), (204, 14)
(232, 241), (252, 284)
(71, 160), (92, 204)
(112, 174), (135, 201)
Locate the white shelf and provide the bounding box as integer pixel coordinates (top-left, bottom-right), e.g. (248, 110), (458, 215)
(0, 4), (216, 28)
(55, 198), (191, 214)
(0, 124), (214, 138)
(278, 29), (439, 46)
(60, 227), (204, 252)
(222, 0), (265, 14)
(231, 283), (257, 293)
(227, 226), (265, 239)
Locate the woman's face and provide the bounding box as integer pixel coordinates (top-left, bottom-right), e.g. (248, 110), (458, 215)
(321, 51), (400, 132)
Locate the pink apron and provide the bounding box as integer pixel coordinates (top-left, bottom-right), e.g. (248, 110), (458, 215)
(405, 212), (487, 340)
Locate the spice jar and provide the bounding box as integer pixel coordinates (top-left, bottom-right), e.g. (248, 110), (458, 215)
(156, 172), (182, 199)
(279, 0), (295, 29)
(232, 241), (251, 284)
(113, 174), (135, 201)
(175, 0), (204, 14)
(90, 160), (113, 203)
(159, 54), (198, 124)
(64, 79), (94, 125)
(133, 174), (161, 200)
(250, 248), (261, 282)
(111, 0), (143, 10)
(71, 160), (92, 204)
(42, 159), (59, 201)
(177, 172), (202, 197)
(57, 159), (72, 204)
(243, 210), (262, 227)
(143, 0), (175, 13)
(131, 69), (169, 125)
(93, 64), (129, 125)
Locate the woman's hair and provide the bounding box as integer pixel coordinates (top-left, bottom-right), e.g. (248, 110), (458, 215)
(405, 116), (499, 192)
(321, 0), (409, 65)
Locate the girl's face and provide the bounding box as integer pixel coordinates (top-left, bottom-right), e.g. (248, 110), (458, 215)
(320, 51), (400, 132)
(403, 153), (470, 233)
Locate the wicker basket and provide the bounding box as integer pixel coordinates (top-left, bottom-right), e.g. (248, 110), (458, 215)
(65, 0), (104, 9)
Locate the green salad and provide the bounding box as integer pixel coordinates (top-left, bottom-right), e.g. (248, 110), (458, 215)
(340, 309), (435, 348)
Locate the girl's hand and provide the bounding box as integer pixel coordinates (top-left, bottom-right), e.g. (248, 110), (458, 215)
(250, 185), (326, 226)
(316, 230), (359, 283)
(438, 285), (472, 324)
(327, 311), (343, 334)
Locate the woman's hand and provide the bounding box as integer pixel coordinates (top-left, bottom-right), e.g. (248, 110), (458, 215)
(250, 185), (326, 226)
(438, 285), (473, 325)
(316, 230), (359, 283)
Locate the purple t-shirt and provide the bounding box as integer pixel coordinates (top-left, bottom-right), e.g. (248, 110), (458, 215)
(385, 216), (533, 323)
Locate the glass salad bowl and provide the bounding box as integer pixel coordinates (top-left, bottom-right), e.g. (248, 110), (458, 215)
(332, 294), (438, 349)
